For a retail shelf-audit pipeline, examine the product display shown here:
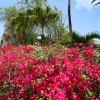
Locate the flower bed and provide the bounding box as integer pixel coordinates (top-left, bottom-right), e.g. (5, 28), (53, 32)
(0, 43), (100, 100)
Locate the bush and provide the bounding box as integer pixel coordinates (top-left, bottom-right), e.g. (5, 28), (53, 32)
(0, 43), (100, 100)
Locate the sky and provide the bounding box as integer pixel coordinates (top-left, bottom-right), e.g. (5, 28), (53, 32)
(0, 0), (100, 43)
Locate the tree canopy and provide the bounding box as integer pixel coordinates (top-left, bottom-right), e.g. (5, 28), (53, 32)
(0, 0), (100, 47)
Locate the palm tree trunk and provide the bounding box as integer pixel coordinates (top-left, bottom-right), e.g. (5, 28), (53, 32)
(31, 34), (33, 45)
(24, 27), (27, 45)
(68, 0), (72, 33)
(23, 30), (27, 45)
(54, 27), (57, 43)
(41, 27), (44, 45)
(68, 0), (73, 45)
(47, 24), (52, 45)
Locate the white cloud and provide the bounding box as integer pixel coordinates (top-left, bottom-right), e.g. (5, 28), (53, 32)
(75, 0), (100, 10)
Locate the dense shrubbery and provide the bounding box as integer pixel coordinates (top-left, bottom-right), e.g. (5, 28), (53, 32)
(0, 43), (100, 100)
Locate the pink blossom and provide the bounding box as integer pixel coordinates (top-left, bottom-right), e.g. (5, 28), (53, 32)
(98, 95), (100, 100)
(11, 94), (14, 98)
(73, 94), (77, 99)
(18, 64), (24, 69)
(6, 92), (9, 95)
(82, 46), (86, 50)
(68, 43), (71, 47)
(94, 74), (99, 78)
(7, 98), (12, 100)
(76, 43), (78, 45)
(79, 43), (83, 45)
(0, 44), (100, 100)
(39, 43), (41, 46)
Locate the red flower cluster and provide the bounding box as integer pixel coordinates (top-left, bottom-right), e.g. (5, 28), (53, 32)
(0, 44), (100, 100)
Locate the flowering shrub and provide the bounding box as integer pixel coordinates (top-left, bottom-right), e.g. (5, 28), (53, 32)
(0, 43), (100, 100)
(93, 48), (100, 67)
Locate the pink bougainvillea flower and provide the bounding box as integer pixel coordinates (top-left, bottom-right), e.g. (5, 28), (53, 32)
(18, 64), (24, 70)
(72, 94), (77, 99)
(20, 98), (24, 100)
(6, 92), (9, 95)
(90, 43), (95, 46)
(68, 43), (71, 47)
(7, 98), (12, 100)
(98, 95), (100, 100)
(0, 44), (100, 100)
(39, 43), (41, 46)
(90, 43), (92, 46)
(76, 43), (78, 45)
(79, 43), (83, 46)
(82, 46), (86, 50)
(11, 94), (14, 98)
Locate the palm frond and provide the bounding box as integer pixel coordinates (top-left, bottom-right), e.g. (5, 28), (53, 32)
(94, 2), (100, 6)
(86, 32), (100, 40)
(91, 0), (96, 4)
(71, 31), (100, 46)
(90, 0), (100, 6)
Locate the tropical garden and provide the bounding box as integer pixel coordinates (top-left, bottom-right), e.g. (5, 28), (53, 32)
(0, 0), (100, 100)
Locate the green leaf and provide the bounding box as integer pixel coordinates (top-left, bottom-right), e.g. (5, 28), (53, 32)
(4, 81), (7, 85)
(88, 91), (93, 96)
(82, 75), (86, 79)
(40, 98), (43, 100)
(48, 87), (50, 90)
(0, 93), (2, 96)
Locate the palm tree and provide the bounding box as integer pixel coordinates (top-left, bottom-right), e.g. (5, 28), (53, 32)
(28, 6), (59, 45)
(68, 0), (73, 45)
(11, 11), (34, 45)
(11, 5), (59, 45)
(68, 0), (72, 34)
(11, 13), (26, 45)
(71, 31), (100, 47)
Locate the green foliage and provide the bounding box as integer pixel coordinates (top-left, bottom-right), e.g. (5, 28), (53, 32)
(28, 33), (38, 44)
(17, 0), (47, 9)
(27, 45), (57, 63)
(71, 31), (100, 47)
(46, 11), (69, 46)
(47, 50), (55, 62)
(55, 43), (64, 49)
(0, 5), (19, 22)
(93, 49), (100, 67)
(29, 5), (60, 44)
(0, 0), (66, 46)
(59, 31), (71, 45)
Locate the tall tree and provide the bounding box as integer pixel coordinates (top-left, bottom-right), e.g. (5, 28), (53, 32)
(68, 0), (73, 46)
(10, 9), (38, 45)
(28, 6), (59, 45)
(68, 0), (72, 34)
(0, 6), (21, 46)
(45, 11), (70, 45)
(0, 5), (19, 22)
(11, 12), (29, 45)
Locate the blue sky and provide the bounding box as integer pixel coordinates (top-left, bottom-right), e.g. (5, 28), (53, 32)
(0, 0), (100, 43)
